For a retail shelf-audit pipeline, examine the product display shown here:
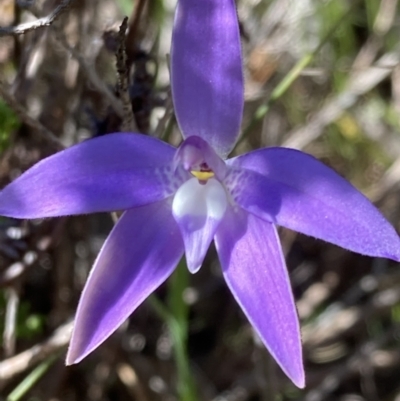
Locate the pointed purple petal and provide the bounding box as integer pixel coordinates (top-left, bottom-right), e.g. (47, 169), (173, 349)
(171, 0), (244, 157)
(67, 199), (183, 364)
(215, 208), (304, 388)
(172, 177), (227, 273)
(0, 134), (177, 218)
(227, 148), (400, 261)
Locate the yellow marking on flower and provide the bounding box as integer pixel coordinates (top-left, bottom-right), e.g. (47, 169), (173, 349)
(191, 170), (215, 181)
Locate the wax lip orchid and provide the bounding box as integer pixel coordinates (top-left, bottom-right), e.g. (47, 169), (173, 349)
(0, 0), (399, 390)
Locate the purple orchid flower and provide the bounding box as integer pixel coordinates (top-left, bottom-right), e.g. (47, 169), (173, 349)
(0, 0), (399, 389)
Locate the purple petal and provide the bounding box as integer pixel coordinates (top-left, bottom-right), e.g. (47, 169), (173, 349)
(215, 207), (304, 388)
(67, 199), (183, 364)
(0, 134), (177, 218)
(171, 0), (243, 158)
(172, 178), (227, 273)
(228, 148), (400, 261)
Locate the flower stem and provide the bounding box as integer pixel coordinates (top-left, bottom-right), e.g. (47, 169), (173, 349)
(149, 259), (198, 401)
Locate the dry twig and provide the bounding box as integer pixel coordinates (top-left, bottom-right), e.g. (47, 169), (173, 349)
(126, 0), (147, 58)
(53, 32), (124, 119)
(116, 17), (136, 132)
(302, 325), (400, 401)
(0, 320), (73, 383)
(0, 0), (74, 37)
(154, 93), (174, 138)
(283, 50), (400, 150)
(3, 286), (19, 358)
(0, 79), (63, 149)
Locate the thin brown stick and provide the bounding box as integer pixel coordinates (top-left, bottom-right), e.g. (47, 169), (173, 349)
(154, 93), (174, 138)
(116, 17), (136, 132)
(126, 0), (147, 57)
(283, 50), (400, 150)
(0, 320), (73, 383)
(54, 32), (124, 119)
(301, 326), (400, 401)
(0, 79), (64, 149)
(0, 0), (74, 37)
(3, 286), (19, 358)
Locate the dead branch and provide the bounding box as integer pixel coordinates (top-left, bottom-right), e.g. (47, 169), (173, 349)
(302, 325), (400, 401)
(3, 286), (19, 358)
(154, 93), (174, 138)
(0, 0), (74, 37)
(116, 17), (136, 132)
(53, 32), (124, 119)
(0, 320), (73, 383)
(125, 0), (147, 58)
(283, 50), (400, 150)
(0, 79), (64, 149)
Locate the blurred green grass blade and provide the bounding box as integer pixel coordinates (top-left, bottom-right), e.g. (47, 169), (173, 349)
(167, 259), (198, 401)
(116, 0), (134, 16)
(149, 259), (198, 401)
(0, 100), (20, 153)
(239, 2), (357, 144)
(6, 353), (59, 401)
(365, 0), (380, 31)
(239, 52), (315, 142)
(167, 258), (189, 335)
(148, 0), (166, 25)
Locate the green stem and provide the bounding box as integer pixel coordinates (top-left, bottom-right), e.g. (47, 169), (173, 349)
(238, 6), (355, 144)
(6, 353), (59, 401)
(149, 259), (198, 401)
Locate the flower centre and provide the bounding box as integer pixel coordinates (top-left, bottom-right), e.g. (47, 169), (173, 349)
(190, 163), (214, 183)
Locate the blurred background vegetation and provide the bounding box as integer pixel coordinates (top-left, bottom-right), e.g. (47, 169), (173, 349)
(1, 0), (400, 400)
